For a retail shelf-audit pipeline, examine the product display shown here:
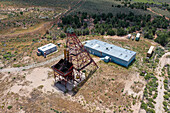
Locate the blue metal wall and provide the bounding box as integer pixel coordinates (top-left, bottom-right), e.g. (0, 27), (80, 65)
(85, 46), (135, 67)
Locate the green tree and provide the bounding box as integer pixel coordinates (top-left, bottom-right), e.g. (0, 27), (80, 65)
(83, 22), (88, 28)
(20, 12), (23, 15)
(107, 29), (115, 36)
(155, 31), (169, 46)
(60, 33), (66, 38)
(117, 28), (127, 36)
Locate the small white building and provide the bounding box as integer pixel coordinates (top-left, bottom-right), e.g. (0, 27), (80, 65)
(127, 34), (131, 39)
(136, 33), (140, 41)
(147, 46), (154, 57)
(37, 43), (57, 57)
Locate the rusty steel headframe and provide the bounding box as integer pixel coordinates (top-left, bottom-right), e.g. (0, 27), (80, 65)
(66, 33), (98, 74)
(51, 31), (98, 88)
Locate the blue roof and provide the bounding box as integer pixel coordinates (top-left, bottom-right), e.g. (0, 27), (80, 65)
(84, 39), (136, 62)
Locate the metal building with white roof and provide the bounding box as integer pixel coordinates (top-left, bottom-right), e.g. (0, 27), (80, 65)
(147, 46), (154, 57)
(84, 40), (136, 67)
(37, 43), (57, 57)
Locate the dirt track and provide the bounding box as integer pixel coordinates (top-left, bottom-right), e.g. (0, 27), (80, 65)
(155, 52), (170, 113)
(147, 8), (169, 20)
(0, 54), (64, 73)
(0, 0), (84, 38)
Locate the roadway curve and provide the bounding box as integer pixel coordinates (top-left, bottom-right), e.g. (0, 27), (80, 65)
(155, 52), (170, 113)
(0, 54), (64, 73)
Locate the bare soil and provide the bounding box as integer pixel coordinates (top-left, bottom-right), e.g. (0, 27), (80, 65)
(0, 35), (155, 113)
(155, 52), (170, 113)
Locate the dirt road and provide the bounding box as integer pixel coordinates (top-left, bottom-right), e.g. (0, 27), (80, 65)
(155, 52), (170, 113)
(0, 0), (85, 39)
(147, 8), (169, 21)
(0, 54), (64, 73)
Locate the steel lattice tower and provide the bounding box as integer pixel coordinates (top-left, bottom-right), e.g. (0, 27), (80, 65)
(66, 32), (98, 79)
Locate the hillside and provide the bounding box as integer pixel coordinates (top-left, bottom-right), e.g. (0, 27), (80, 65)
(0, 0), (170, 113)
(1, 0), (169, 16)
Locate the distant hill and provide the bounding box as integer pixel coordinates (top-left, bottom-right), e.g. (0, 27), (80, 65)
(1, 0), (169, 16)
(0, 0), (79, 8)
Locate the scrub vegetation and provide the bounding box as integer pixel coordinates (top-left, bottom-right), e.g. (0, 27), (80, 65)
(59, 12), (169, 46)
(0, 0), (169, 113)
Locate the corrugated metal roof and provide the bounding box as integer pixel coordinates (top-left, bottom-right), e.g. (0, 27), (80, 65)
(128, 34), (131, 37)
(84, 40), (136, 61)
(38, 43), (56, 52)
(147, 46), (154, 54)
(136, 33), (140, 38)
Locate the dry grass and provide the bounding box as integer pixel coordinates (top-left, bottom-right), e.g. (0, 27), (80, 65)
(0, 34), (157, 112)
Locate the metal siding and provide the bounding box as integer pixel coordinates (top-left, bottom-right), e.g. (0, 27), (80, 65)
(85, 46), (130, 67)
(85, 44), (136, 67)
(86, 47), (102, 57)
(127, 53), (136, 66)
(84, 40), (136, 62)
(38, 49), (44, 56)
(110, 56), (127, 67)
(45, 47), (57, 55)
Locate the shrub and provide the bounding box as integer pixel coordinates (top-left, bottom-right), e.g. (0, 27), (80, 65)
(144, 90), (148, 97)
(164, 84), (168, 90)
(13, 64), (21, 67)
(163, 101), (168, 106)
(147, 101), (154, 108)
(107, 29), (115, 36)
(164, 91), (168, 95)
(163, 106), (168, 112)
(60, 33), (66, 38)
(163, 95), (169, 100)
(7, 106), (12, 110)
(146, 108), (155, 113)
(144, 74), (151, 80)
(153, 93), (158, 99)
(164, 79), (168, 84)
(20, 12), (23, 15)
(117, 28), (127, 36)
(141, 101), (147, 110)
(133, 100), (136, 105)
(121, 89), (124, 92)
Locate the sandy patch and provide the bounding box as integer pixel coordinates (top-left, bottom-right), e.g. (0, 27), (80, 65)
(23, 56), (31, 61)
(122, 72), (146, 112)
(0, 60), (4, 67)
(104, 35), (128, 40)
(155, 52), (170, 113)
(93, 57), (101, 63)
(10, 67), (59, 97)
(18, 109), (25, 113)
(21, 56), (33, 64)
(26, 67), (55, 93)
(123, 72), (145, 97)
(131, 102), (142, 113)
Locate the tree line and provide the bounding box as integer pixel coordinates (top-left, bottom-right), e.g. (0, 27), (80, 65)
(59, 12), (169, 46)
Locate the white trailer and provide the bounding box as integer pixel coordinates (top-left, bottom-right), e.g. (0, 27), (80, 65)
(37, 43), (57, 57)
(136, 33), (140, 41)
(147, 46), (154, 57)
(127, 34), (131, 39)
